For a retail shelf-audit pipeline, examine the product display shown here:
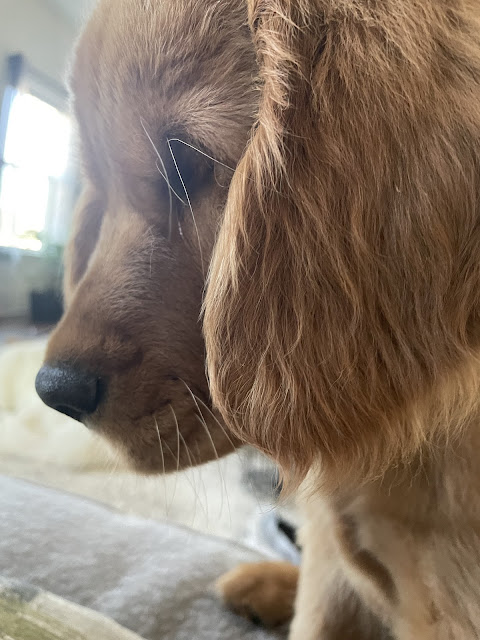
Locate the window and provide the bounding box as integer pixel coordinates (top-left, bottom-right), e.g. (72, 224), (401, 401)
(0, 55), (74, 252)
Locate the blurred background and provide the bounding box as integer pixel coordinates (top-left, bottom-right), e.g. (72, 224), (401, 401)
(0, 0), (297, 556)
(0, 0), (95, 332)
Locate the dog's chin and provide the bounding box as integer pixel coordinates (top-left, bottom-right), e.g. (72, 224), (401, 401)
(85, 405), (237, 475)
(115, 445), (183, 476)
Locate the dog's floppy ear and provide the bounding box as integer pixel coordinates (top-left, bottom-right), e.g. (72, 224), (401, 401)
(204, 0), (480, 489)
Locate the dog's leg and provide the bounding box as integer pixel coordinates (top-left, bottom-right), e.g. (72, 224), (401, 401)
(216, 494), (389, 637)
(216, 561), (299, 628)
(289, 532), (389, 640)
(286, 493), (389, 640)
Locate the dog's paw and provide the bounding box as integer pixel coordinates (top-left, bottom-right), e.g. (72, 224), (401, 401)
(216, 561), (299, 628)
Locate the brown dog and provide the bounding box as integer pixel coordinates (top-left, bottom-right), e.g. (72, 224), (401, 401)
(36, 0), (480, 638)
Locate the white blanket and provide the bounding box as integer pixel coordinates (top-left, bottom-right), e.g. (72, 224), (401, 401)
(0, 340), (116, 469)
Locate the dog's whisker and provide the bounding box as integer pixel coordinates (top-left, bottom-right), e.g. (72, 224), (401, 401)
(177, 218), (184, 238)
(104, 447), (121, 477)
(188, 443), (210, 527)
(172, 406), (181, 474)
(154, 159), (187, 206)
(168, 139), (205, 277)
(161, 439), (180, 516)
(178, 432), (198, 528)
(178, 430), (210, 526)
(167, 404), (182, 512)
(154, 415), (169, 516)
(206, 422), (233, 531)
(193, 394), (268, 512)
(193, 393), (265, 509)
(181, 379), (231, 527)
(141, 118), (188, 241)
(195, 394), (265, 511)
(140, 119), (173, 237)
(179, 378), (239, 524)
(167, 137), (235, 173)
(146, 224), (156, 278)
(194, 414), (227, 522)
(193, 394), (238, 454)
(162, 437), (199, 528)
(166, 138), (284, 196)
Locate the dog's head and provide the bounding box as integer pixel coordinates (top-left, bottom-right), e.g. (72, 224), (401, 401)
(36, 0), (257, 472)
(37, 0), (480, 488)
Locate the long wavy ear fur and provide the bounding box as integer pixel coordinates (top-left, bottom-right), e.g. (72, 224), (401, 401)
(204, 0), (480, 490)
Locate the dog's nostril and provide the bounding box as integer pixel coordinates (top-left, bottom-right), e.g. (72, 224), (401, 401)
(35, 364), (103, 423)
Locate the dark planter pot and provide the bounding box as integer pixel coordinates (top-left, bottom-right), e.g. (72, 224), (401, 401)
(30, 289), (63, 325)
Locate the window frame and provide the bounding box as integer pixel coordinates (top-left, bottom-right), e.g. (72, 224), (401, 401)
(0, 53), (77, 257)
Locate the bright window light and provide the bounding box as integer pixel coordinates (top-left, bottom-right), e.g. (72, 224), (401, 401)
(0, 91), (72, 251)
(0, 166), (49, 251)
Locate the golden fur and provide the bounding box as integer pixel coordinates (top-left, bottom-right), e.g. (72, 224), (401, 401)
(40, 0), (480, 637)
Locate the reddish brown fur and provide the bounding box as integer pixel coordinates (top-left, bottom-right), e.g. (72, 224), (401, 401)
(42, 0), (480, 637)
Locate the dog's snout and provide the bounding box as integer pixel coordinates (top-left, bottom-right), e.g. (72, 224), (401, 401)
(35, 364), (103, 423)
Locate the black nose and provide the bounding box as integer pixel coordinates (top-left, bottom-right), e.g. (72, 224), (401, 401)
(35, 365), (103, 423)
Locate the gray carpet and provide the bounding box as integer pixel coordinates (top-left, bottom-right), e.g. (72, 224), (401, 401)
(0, 475), (288, 640)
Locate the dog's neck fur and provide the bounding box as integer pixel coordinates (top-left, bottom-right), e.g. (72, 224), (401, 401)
(295, 417), (480, 638)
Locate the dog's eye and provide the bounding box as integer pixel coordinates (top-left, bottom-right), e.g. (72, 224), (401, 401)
(131, 138), (215, 224)
(163, 139), (214, 203)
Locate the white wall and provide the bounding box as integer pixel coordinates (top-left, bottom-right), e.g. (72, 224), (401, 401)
(0, 0), (76, 89)
(0, 0), (78, 319)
